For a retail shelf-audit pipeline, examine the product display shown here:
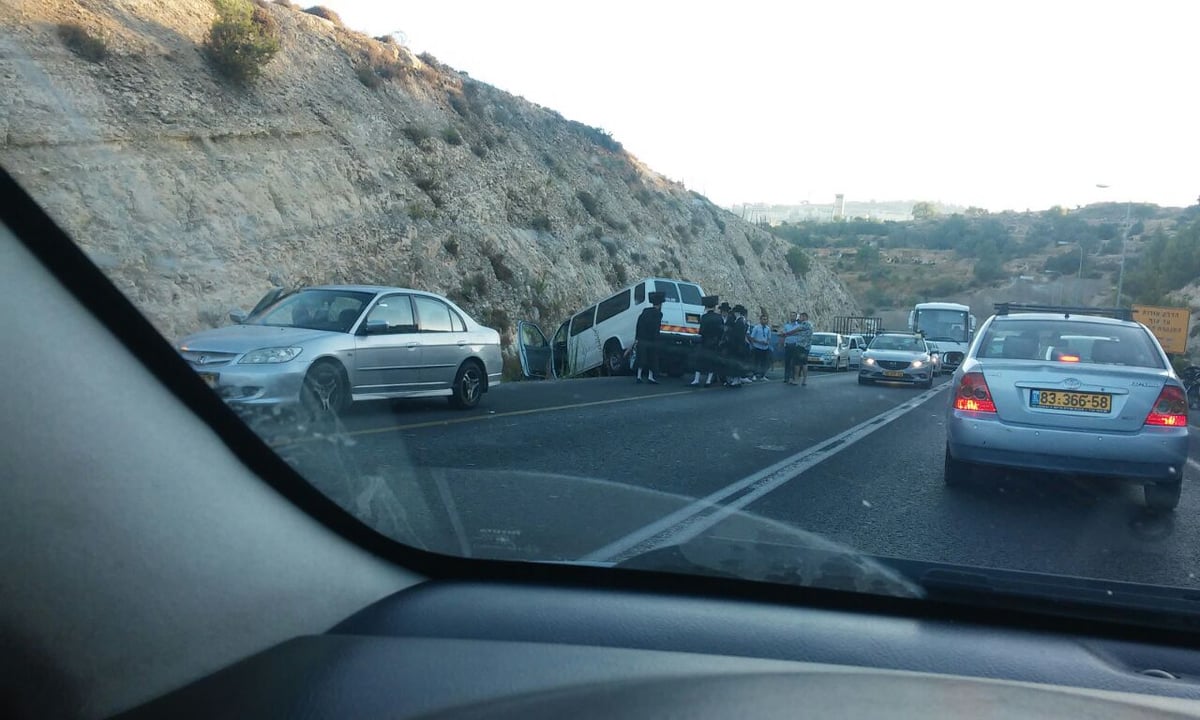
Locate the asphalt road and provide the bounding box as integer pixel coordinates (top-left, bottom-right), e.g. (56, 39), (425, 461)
(274, 366), (1200, 590)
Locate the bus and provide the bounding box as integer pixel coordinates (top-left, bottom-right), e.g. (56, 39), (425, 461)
(517, 278), (706, 379)
(908, 301), (976, 373)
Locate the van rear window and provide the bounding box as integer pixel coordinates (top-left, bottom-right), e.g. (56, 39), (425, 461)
(678, 283), (702, 305)
(654, 281), (679, 302)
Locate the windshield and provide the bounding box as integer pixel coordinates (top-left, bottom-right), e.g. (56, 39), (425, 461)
(871, 335), (925, 352)
(5, 0), (1200, 629)
(915, 309), (969, 343)
(978, 319), (1165, 368)
(255, 290), (374, 332)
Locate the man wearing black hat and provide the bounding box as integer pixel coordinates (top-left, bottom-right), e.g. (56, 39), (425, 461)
(722, 304), (749, 388)
(691, 295), (723, 387)
(634, 290), (665, 384)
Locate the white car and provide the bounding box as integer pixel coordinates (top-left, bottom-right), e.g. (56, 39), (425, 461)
(847, 334), (868, 368)
(807, 332), (851, 371)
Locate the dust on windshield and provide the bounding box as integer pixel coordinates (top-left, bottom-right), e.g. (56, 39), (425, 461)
(3, 0), (1199, 621)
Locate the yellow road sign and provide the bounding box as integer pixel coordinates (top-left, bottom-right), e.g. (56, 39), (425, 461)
(1132, 304), (1191, 355)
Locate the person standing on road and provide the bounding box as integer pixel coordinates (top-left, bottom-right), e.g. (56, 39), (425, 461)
(726, 304), (750, 387)
(781, 312), (803, 385)
(749, 313), (773, 381)
(715, 301), (734, 386)
(792, 311), (814, 386)
(691, 295), (723, 387)
(634, 290), (665, 384)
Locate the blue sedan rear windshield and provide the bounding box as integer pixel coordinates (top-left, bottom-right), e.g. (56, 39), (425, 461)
(977, 319), (1165, 369)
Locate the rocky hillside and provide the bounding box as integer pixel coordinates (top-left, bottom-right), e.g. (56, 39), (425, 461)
(0, 0), (858, 353)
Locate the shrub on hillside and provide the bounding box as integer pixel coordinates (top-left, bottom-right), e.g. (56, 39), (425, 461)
(204, 0), (280, 84)
(303, 6), (343, 25)
(786, 246), (810, 277)
(576, 190), (600, 218)
(441, 126), (463, 145)
(403, 124), (432, 145)
(355, 64), (383, 88)
(56, 23), (108, 63)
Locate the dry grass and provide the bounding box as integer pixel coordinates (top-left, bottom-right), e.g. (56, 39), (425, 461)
(303, 5), (343, 25)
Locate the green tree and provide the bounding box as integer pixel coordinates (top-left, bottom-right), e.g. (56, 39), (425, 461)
(912, 201), (939, 220)
(855, 243), (880, 268)
(785, 246), (811, 276)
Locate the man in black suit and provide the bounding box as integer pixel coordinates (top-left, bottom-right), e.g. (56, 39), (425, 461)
(691, 295), (724, 387)
(634, 291), (666, 384)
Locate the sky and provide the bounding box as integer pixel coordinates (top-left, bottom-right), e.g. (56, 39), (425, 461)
(321, 0), (1198, 212)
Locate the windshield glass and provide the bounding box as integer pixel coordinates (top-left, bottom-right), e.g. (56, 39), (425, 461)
(255, 290), (374, 332)
(915, 309), (969, 343)
(5, 0), (1200, 628)
(871, 335), (925, 352)
(978, 319), (1165, 368)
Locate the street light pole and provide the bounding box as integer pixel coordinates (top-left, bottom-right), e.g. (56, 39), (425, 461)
(1115, 202), (1131, 308)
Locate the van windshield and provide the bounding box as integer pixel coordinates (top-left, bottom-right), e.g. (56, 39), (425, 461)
(654, 281), (680, 302)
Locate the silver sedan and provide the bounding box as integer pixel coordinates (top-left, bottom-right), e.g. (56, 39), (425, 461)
(858, 333), (936, 388)
(177, 285), (503, 412)
(944, 311), (1189, 511)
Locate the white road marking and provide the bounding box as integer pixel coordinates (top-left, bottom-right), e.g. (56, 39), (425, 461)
(581, 382), (950, 563)
(1189, 458), (1200, 475)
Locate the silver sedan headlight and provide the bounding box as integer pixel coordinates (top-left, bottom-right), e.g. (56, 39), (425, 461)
(239, 346), (303, 364)
(911, 360), (925, 369)
(863, 357), (876, 366)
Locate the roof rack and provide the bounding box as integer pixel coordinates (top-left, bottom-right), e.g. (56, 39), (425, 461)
(993, 303), (1134, 321)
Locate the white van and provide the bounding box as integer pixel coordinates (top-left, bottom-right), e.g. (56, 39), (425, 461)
(517, 278), (706, 378)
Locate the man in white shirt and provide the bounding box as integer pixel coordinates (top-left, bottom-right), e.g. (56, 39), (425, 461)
(749, 313), (773, 381)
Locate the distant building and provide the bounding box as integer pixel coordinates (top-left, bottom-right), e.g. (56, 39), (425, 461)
(833, 194), (846, 220)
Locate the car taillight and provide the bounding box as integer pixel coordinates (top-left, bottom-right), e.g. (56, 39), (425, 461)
(954, 372), (996, 413)
(1145, 385), (1188, 427)
(1058, 354), (1080, 363)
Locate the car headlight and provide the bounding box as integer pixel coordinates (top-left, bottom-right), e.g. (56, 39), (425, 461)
(239, 346), (303, 364)
(864, 357), (875, 366)
(911, 360), (924, 369)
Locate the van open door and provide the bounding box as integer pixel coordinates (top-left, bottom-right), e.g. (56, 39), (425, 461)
(517, 320), (553, 379)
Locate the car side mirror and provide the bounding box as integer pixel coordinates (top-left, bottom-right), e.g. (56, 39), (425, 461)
(229, 309), (248, 324)
(361, 319), (388, 335)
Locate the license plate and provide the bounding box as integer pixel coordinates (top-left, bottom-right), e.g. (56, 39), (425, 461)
(685, 313), (701, 324)
(883, 370), (905, 378)
(198, 372), (219, 389)
(1030, 389), (1111, 413)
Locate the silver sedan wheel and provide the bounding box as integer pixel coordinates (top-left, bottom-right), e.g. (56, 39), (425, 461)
(301, 361), (348, 416)
(450, 361), (485, 409)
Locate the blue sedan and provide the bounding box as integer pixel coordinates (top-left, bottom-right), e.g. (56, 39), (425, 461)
(944, 310), (1190, 511)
